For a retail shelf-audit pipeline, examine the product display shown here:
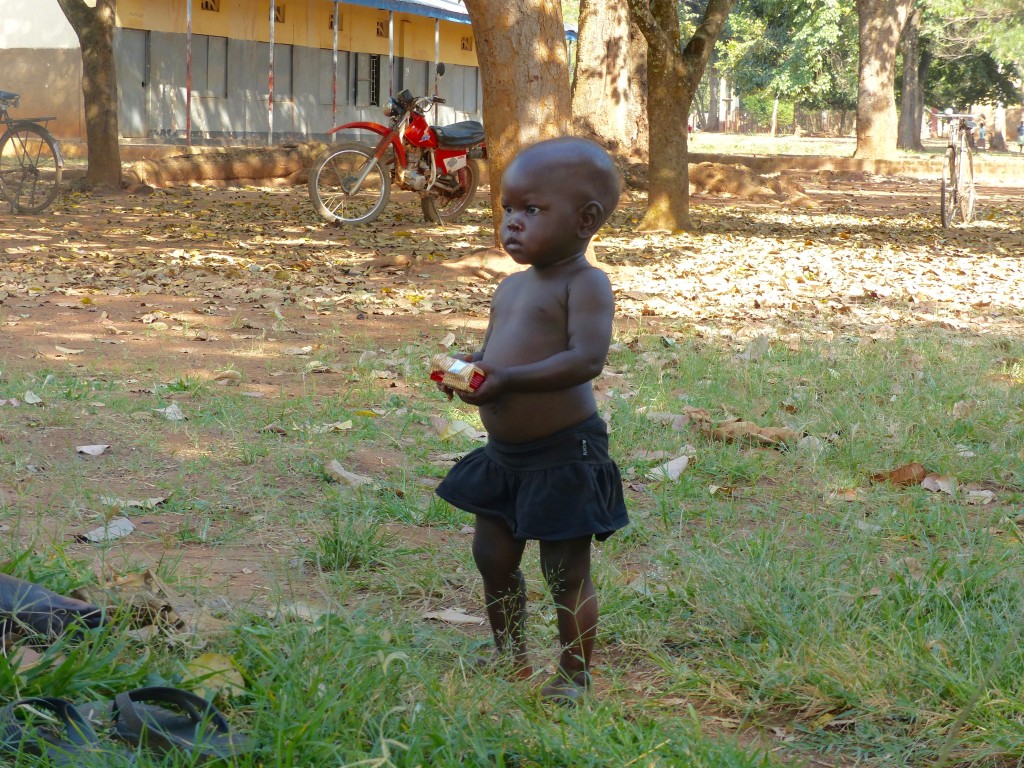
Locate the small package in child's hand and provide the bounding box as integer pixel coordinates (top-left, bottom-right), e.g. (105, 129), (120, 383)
(430, 354), (485, 392)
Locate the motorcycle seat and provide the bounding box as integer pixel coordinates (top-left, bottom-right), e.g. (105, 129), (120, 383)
(434, 120), (485, 149)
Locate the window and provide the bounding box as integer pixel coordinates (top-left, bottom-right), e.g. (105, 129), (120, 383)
(354, 53), (380, 107)
(320, 49), (350, 107)
(192, 35), (228, 98)
(461, 36), (473, 52)
(376, 20), (387, 38)
(273, 43), (293, 100)
(200, 0), (219, 11)
(463, 66), (479, 113)
(274, 4), (286, 23)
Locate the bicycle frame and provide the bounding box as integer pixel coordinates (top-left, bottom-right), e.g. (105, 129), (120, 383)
(0, 91), (64, 214)
(938, 112), (976, 229)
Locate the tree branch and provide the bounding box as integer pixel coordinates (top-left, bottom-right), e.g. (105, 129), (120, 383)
(625, 0), (675, 56)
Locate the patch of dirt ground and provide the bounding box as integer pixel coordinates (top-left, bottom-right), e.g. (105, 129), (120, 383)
(1, 166), (1022, 766)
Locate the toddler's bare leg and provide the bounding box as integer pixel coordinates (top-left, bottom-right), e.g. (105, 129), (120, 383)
(538, 536), (596, 703)
(472, 516), (530, 676)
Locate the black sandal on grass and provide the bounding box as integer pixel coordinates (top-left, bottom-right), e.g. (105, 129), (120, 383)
(80, 686), (251, 761)
(0, 697), (132, 766)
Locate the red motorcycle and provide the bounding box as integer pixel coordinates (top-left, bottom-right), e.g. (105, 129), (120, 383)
(308, 64), (486, 225)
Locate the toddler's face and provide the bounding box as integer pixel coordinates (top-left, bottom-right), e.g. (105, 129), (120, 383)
(499, 159), (586, 267)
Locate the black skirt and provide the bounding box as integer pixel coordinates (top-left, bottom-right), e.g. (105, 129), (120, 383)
(436, 412), (629, 542)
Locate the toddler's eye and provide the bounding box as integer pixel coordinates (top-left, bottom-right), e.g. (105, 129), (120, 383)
(503, 205), (513, 214)
(526, 206), (540, 215)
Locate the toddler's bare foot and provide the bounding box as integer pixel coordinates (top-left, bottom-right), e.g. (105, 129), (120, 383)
(540, 671), (591, 706)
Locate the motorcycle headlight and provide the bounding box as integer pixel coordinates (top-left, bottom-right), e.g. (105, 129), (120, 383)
(383, 98), (401, 117)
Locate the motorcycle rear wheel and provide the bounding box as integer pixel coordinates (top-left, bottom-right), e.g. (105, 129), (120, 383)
(309, 142), (391, 224)
(421, 157), (480, 224)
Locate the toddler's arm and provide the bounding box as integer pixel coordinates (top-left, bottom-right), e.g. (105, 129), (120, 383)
(459, 269), (613, 404)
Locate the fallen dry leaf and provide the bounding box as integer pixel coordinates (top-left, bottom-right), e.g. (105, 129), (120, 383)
(423, 608), (484, 625)
(76, 516), (135, 543)
(324, 460), (374, 488)
(705, 418), (802, 447)
(76, 444), (111, 457)
(154, 403), (187, 421)
(870, 462), (928, 487)
(830, 488), (864, 502)
(646, 455), (691, 481)
(951, 400), (974, 419)
(429, 416), (486, 441)
(99, 494), (170, 510)
(183, 652), (247, 700)
(921, 474), (958, 496)
(964, 489), (996, 505)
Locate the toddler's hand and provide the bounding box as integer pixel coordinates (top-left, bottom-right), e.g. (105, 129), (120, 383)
(456, 362), (505, 405)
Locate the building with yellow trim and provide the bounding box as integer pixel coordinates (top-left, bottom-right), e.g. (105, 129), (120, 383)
(0, 0), (483, 144)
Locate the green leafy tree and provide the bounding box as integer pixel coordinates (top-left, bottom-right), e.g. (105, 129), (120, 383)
(723, 0), (857, 125)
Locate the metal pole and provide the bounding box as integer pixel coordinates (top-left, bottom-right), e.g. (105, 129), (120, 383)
(388, 11), (394, 97)
(433, 19), (439, 121)
(332, 0), (338, 138)
(268, 0), (275, 145)
(186, 0), (192, 145)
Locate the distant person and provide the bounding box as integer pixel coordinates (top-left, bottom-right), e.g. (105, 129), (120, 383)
(977, 120), (987, 151)
(1018, 120), (1024, 154)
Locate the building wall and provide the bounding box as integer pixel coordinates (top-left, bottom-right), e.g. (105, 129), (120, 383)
(1, 0), (481, 144)
(0, 0), (84, 138)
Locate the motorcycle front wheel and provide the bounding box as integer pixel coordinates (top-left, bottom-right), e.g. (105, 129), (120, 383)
(421, 157), (480, 224)
(309, 142), (391, 224)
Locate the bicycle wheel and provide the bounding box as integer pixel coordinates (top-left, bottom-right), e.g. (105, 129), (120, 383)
(957, 144), (976, 224)
(940, 146), (957, 229)
(421, 157), (480, 224)
(308, 142), (390, 225)
(0, 123), (62, 214)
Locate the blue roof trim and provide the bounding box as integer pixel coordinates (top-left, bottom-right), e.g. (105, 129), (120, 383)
(338, 1), (578, 38)
(340, 0), (471, 25)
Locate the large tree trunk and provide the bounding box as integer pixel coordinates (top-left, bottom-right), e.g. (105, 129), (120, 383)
(57, 0), (122, 188)
(897, 7), (923, 151)
(853, 0), (913, 160)
(572, 0), (649, 163)
(628, 0), (736, 232)
(462, 0), (571, 237)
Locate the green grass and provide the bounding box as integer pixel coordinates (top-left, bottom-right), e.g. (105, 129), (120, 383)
(2, 326), (1024, 766)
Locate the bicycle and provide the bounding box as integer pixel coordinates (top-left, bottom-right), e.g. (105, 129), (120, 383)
(0, 90), (63, 214)
(937, 110), (976, 228)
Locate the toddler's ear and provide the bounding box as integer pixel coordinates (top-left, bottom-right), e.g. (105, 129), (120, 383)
(577, 201), (605, 238)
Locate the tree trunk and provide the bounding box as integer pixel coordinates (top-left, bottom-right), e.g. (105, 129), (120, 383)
(625, 16), (650, 159)
(770, 95), (779, 136)
(57, 0), (122, 188)
(707, 69), (721, 131)
(628, 0), (736, 232)
(896, 7), (922, 151)
(571, 0), (649, 163)
(463, 0), (572, 237)
(853, 0), (913, 160)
